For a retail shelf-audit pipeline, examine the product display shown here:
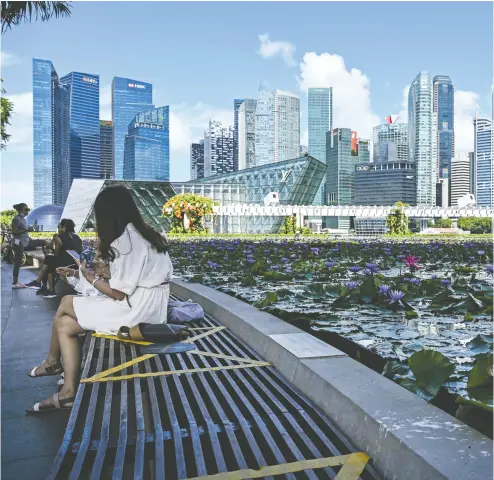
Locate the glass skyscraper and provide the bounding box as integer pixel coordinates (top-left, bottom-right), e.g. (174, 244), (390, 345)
(237, 98), (257, 170)
(373, 123), (408, 163)
(123, 106), (169, 181)
(204, 120), (234, 177)
(191, 140), (205, 180)
(433, 75), (455, 181)
(308, 87), (333, 205)
(474, 117), (493, 207)
(112, 77), (154, 179)
(100, 120), (113, 179)
(60, 72), (100, 184)
(408, 71), (436, 206)
(233, 98), (244, 171)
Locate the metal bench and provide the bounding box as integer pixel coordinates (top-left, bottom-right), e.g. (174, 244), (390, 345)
(47, 299), (380, 480)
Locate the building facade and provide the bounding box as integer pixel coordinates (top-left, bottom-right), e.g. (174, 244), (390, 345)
(433, 75), (455, 180)
(112, 77), (154, 179)
(100, 120), (113, 179)
(237, 99), (257, 170)
(190, 140), (205, 180)
(308, 87), (333, 205)
(469, 151), (476, 196)
(357, 138), (370, 163)
(408, 71), (436, 206)
(255, 82), (300, 166)
(450, 154), (471, 207)
(474, 117), (493, 207)
(204, 120), (234, 177)
(233, 98), (244, 171)
(123, 106), (169, 181)
(33, 59), (70, 207)
(373, 123), (408, 163)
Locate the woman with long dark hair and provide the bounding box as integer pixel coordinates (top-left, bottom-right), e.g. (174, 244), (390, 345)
(11, 202), (30, 288)
(27, 186), (173, 412)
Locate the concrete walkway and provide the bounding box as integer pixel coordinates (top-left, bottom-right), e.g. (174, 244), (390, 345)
(1, 262), (67, 480)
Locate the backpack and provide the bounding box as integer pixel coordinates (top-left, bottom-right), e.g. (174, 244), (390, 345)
(167, 300), (204, 324)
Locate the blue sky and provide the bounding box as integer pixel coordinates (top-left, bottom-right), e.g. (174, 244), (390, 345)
(1, 1), (492, 209)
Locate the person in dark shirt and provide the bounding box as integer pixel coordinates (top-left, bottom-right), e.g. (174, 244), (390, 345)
(25, 219), (82, 297)
(11, 203), (31, 288)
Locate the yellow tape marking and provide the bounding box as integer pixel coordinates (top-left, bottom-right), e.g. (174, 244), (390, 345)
(186, 452), (370, 480)
(188, 350), (268, 366)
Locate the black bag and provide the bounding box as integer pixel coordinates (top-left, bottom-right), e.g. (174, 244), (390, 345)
(117, 323), (190, 343)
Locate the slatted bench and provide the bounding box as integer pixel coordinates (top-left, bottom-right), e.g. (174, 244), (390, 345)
(46, 297), (380, 480)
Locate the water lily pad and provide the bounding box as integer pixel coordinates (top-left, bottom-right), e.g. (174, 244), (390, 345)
(467, 354), (493, 389)
(467, 335), (494, 355)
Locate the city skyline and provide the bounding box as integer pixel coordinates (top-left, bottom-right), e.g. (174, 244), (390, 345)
(1, 1), (492, 209)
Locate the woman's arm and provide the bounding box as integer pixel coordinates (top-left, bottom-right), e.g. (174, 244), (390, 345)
(53, 234), (62, 256)
(56, 267), (79, 278)
(80, 261), (125, 301)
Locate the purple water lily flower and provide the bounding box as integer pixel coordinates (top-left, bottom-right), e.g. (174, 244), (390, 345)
(379, 284), (391, 294)
(349, 266), (362, 273)
(365, 263), (379, 273)
(478, 250), (485, 255)
(311, 247), (320, 255)
(410, 278), (421, 285)
(325, 261), (336, 268)
(402, 277), (411, 283)
(431, 275), (438, 280)
(441, 279), (450, 286)
(387, 290), (405, 304)
(485, 265), (493, 275)
(345, 281), (360, 290)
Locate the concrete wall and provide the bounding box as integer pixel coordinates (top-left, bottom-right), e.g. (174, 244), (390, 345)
(171, 279), (493, 480)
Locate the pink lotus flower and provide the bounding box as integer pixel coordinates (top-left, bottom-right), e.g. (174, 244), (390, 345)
(402, 255), (421, 271)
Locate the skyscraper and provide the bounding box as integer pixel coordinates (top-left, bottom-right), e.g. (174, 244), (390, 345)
(373, 122), (408, 163)
(357, 138), (370, 163)
(60, 72), (100, 184)
(204, 120), (234, 177)
(450, 154), (471, 206)
(191, 140), (205, 180)
(474, 117), (493, 207)
(123, 106), (169, 181)
(308, 87), (333, 205)
(433, 75), (455, 180)
(100, 120), (113, 179)
(255, 82), (300, 166)
(408, 72), (436, 206)
(233, 98), (244, 171)
(469, 151), (476, 196)
(112, 77), (154, 179)
(237, 99), (257, 170)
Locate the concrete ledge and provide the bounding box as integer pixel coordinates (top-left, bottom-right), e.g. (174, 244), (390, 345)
(171, 279), (493, 480)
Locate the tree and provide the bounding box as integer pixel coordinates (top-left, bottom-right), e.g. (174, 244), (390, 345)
(162, 194), (217, 233)
(433, 218), (453, 228)
(386, 201), (410, 235)
(1, 79), (13, 150)
(457, 217), (492, 234)
(1, 1), (72, 33)
(1, 208), (16, 227)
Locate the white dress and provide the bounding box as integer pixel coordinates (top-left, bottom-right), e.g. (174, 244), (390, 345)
(73, 223), (173, 334)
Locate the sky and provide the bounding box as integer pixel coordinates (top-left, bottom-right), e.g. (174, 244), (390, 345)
(1, 1), (492, 210)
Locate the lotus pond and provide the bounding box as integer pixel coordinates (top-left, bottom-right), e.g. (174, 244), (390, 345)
(169, 238), (493, 420)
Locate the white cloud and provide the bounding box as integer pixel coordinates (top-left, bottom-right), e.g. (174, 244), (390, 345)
(4, 91), (33, 153)
(1, 51), (21, 68)
(299, 52), (380, 139)
(258, 33), (296, 67)
(454, 90), (478, 154)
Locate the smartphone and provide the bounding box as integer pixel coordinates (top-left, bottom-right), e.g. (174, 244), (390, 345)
(66, 250), (80, 263)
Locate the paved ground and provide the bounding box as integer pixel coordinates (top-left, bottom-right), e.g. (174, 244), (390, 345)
(1, 261), (68, 480)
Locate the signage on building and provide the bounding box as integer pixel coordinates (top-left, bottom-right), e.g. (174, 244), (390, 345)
(280, 169), (292, 183)
(82, 77), (97, 84)
(128, 83), (146, 89)
(357, 166), (370, 171)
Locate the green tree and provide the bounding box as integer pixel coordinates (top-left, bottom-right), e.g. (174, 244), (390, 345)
(162, 194), (217, 233)
(0, 79), (13, 150)
(386, 201), (410, 235)
(433, 218), (453, 228)
(1, 208), (16, 227)
(457, 217), (492, 234)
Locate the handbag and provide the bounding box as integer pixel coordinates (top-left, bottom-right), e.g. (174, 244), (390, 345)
(117, 323), (190, 343)
(168, 300), (204, 324)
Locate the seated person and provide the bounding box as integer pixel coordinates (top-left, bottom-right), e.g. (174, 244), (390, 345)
(26, 219), (82, 297)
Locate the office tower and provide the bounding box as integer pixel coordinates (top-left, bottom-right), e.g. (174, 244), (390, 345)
(308, 87), (333, 205)
(373, 122), (408, 162)
(474, 117), (493, 207)
(357, 138), (370, 163)
(100, 121), (114, 179)
(408, 71), (435, 206)
(469, 151), (476, 196)
(112, 77), (154, 179)
(255, 82), (300, 166)
(299, 145), (308, 154)
(433, 75), (455, 180)
(204, 120), (234, 177)
(123, 106), (169, 181)
(436, 178), (449, 207)
(233, 98), (244, 171)
(326, 128), (355, 229)
(191, 140), (205, 180)
(237, 99), (257, 170)
(450, 154), (471, 206)
(60, 72), (100, 186)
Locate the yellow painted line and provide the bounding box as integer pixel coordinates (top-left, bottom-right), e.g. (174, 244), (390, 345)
(189, 350), (268, 366)
(92, 333), (152, 346)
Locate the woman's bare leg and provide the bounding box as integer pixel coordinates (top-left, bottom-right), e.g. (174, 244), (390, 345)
(36, 264), (49, 283)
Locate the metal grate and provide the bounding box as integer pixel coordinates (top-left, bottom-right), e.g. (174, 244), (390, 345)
(47, 299), (381, 480)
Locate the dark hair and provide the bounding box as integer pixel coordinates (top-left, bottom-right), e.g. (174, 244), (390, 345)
(59, 218), (75, 233)
(13, 203), (28, 213)
(94, 185), (168, 262)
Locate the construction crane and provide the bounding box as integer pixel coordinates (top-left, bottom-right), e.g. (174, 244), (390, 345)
(386, 115), (400, 124)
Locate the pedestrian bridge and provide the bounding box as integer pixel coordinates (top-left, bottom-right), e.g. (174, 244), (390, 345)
(212, 204), (493, 219)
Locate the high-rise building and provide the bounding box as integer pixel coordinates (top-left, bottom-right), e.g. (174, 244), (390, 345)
(33, 59), (70, 208)
(357, 138), (370, 163)
(299, 145), (308, 155)
(237, 99), (257, 170)
(100, 120), (113, 179)
(191, 140), (205, 180)
(450, 154), (471, 206)
(123, 106), (169, 181)
(326, 128), (355, 229)
(373, 123), (408, 162)
(469, 151), (476, 196)
(204, 120), (234, 177)
(408, 71), (436, 206)
(255, 82), (300, 166)
(308, 87), (333, 205)
(112, 77), (154, 179)
(433, 75), (455, 180)
(474, 117), (493, 207)
(233, 98), (244, 171)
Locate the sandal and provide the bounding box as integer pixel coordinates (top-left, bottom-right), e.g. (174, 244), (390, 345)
(27, 361), (63, 378)
(26, 392), (75, 414)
